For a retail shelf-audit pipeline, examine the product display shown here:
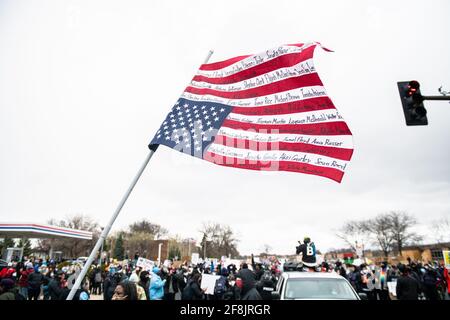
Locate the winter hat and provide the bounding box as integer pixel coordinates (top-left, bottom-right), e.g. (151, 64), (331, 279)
(152, 267), (160, 274)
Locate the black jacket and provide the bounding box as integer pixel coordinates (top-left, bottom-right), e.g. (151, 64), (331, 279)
(256, 277), (275, 300)
(241, 287), (262, 300)
(237, 269), (256, 296)
(48, 279), (64, 300)
(182, 280), (203, 300)
(396, 274), (420, 300)
(28, 272), (44, 289)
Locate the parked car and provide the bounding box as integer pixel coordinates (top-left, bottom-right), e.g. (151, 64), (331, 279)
(272, 272), (365, 300)
(75, 257), (89, 265)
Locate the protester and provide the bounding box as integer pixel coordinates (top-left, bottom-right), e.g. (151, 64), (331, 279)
(213, 268), (229, 300)
(112, 281), (138, 300)
(93, 267), (103, 295)
(422, 264), (439, 300)
(17, 266), (31, 299)
(374, 262), (390, 300)
(256, 269), (276, 300)
(396, 264), (420, 300)
(182, 273), (205, 300)
(129, 270), (147, 300)
(162, 267), (178, 300)
(223, 274), (240, 300)
(28, 265), (44, 300)
(48, 271), (66, 300)
(0, 278), (17, 300)
(138, 270), (151, 300)
(104, 269), (125, 301)
(149, 267), (166, 300)
(236, 263), (256, 296)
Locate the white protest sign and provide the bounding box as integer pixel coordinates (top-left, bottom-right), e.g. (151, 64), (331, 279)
(191, 253), (199, 265)
(387, 281), (397, 296)
(136, 257), (154, 271)
(200, 274), (220, 295)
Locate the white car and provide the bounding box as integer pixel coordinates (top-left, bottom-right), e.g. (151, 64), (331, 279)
(75, 257), (89, 265)
(272, 272), (365, 300)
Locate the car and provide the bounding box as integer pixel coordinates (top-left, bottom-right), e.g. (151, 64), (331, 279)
(271, 271), (366, 300)
(75, 257), (89, 265)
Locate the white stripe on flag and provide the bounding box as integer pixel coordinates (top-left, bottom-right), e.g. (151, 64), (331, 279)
(181, 85), (327, 107)
(226, 109), (343, 125)
(217, 127), (354, 149)
(191, 58), (316, 92)
(196, 43), (316, 78)
(206, 143), (349, 172)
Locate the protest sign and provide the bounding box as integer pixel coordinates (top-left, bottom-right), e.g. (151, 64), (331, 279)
(136, 257), (154, 271)
(200, 274), (220, 295)
(191, 253), (199, 265)
(443, 250), (450, 268)
(387, 280), (397, 297)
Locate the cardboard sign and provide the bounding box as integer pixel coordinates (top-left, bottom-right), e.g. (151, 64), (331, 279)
(200, 274), (220, 295)
(136, 257), (154, 271)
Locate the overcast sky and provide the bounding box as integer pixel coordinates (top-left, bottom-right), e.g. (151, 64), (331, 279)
(1, 0), (449, 256)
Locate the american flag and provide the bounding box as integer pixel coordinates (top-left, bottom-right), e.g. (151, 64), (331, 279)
(150, 42), (354, 183)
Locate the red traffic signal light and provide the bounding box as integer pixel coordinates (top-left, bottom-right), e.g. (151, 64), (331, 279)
(397, 81), (428, 126)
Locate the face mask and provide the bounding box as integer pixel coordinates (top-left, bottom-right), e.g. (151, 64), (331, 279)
(229, 281), (235, 286)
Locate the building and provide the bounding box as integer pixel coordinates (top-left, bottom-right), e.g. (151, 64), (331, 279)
(325, 242), (450, 265)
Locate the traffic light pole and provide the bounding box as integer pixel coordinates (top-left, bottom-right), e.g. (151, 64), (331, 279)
(421, 95), (450, 101)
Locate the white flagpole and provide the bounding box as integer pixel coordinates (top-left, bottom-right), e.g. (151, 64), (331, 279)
(66, 49), (214, 300)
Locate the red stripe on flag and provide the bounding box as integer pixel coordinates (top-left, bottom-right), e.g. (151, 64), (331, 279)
(199, 55), (252, 71)
(212, 135), (354, 161)
(204, 152), (344, 183)
(231, 97), (335, 116)
(221, 119), (352, 136)
(192, 46), (316, 84)
(186, 73), (322, 99)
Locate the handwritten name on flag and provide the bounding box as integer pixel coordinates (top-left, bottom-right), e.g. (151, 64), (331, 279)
(150, 43), (354, 182)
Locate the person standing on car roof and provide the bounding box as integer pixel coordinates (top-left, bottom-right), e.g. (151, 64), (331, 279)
(296, 237), (317, 268)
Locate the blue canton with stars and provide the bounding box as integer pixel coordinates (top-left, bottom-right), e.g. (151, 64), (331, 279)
(149, 98), (233, 158)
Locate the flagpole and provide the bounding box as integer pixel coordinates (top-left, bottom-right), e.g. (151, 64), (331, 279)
(66, 49), (214, 300)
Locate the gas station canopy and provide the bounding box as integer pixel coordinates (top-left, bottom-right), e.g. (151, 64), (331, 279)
(0, 222), (93, 240)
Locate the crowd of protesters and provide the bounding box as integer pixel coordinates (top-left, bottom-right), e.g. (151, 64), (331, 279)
(1, 254), (449, 301)
(331, 258), (450, 300)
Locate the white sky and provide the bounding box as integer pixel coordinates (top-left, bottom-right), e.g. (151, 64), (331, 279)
(1, 0), (449, 255)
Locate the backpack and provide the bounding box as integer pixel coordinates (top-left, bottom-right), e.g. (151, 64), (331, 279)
(214, 276), (227, 296)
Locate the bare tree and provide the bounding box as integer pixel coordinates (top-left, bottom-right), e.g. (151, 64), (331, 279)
(335, 220), (369, 252)
(199, 222), (239, 258)
(362, 215), (394, 258)
(430, 217), (450, 243)
(37, 214), (101, 258)
(387, 211), (422, 255)
(128, 219), (168, 239)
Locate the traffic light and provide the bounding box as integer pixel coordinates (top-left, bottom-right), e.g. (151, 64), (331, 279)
(397, 80), (428, 126)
